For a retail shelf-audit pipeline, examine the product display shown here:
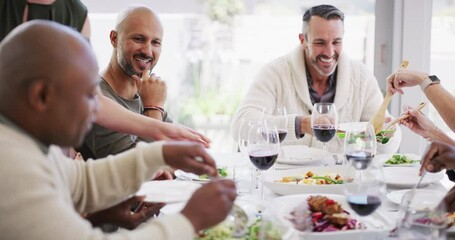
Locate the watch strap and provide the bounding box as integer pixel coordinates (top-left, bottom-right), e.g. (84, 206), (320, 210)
(420, 75), (440, 91)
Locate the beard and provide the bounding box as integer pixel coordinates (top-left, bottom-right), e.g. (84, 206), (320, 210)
(118, 52), (154, 78)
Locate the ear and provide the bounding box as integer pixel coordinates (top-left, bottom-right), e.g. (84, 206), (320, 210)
(298, 33), (306, 45)
(110, 30), (118, 47)
(27, 80), (50, 112)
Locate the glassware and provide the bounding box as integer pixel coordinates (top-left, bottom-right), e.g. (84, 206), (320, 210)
(397, 190), (447, 240)
(262, 106), (288, 166)
(344, 123), (377, 181)
(344, 163), (386, 240)
(262, 106), (288, 143)
(237, 118), (260, 194)
(311, 102), (338, 166)
(247, 120), (280, 202)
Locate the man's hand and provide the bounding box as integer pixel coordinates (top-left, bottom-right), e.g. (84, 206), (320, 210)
(162, 142), (217, 177)
(133, 70), (167, 108)
(181, 180), (237, 232)
(151, 169), (174, 181)
(420, 141), (455, 174)
(386, 69), (428, 95)
(155, 122), (211, 148)
(443, 186), (455, 212)
(86, 196), (165, 230)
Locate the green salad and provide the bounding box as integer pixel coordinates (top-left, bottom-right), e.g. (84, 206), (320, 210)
(199, 167), (229, 180)
(337, 129), (394, 144)
(196, 218), (282, 240)
(385, 154), (419, 165)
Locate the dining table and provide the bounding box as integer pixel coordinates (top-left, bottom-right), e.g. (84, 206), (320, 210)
(152, 149), (455, 240)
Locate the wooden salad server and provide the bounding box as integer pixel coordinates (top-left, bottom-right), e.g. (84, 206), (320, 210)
(385, 102), (426, 131)
(370, 60), (409, 134)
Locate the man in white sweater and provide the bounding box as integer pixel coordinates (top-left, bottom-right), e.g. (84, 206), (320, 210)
(231, 4), (400, 153)
(0, 20), (236, 240)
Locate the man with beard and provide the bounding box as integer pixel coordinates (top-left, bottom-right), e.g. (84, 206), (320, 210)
(79, 6), (178, 159)
(231, 4), (401, 153)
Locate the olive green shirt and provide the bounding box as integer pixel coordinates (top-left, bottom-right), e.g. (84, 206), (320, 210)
(0, 0), (87, 42)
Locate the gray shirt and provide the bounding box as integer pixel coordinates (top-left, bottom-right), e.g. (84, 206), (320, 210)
(77, 77), (172, 159)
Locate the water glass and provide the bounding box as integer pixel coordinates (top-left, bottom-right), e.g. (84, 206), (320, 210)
(397, 190), (447, 239)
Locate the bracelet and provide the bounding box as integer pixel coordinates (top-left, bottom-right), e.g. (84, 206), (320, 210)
(143, 106), (165, 119)
(143, 105), (164, 112)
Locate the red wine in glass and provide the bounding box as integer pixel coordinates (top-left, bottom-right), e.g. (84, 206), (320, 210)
(346, 151), (375, 170)
(347, 195), (382, 216)
(249, 149), (278, 170)
(278, 130), (287, 143)
(312, 124), (336, 142)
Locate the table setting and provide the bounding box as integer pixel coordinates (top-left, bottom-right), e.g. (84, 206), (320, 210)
(137, 114), (455, 239)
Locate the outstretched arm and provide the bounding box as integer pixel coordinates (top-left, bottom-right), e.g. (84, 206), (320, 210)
(387, 69), (455, 132)
(95, 91), (209, 147)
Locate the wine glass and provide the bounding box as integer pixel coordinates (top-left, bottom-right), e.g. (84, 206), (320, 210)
(397, 190), (447, 239)
(262, 106), (288, 143)
(236, 118), (260, 194)
(344, 123), (377, 181)
(344, 164), (386, 240)
(263, 106), (288, 164)
(247, 120), (280, 203)
(311, 102), (338, 166)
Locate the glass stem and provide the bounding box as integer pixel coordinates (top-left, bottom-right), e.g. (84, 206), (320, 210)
(322, 143), (328, 166)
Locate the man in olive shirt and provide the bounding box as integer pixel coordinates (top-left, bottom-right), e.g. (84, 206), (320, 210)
(79, 6), (181, 159)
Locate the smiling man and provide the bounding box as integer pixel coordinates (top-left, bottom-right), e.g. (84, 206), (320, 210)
(79, 5), (176, 159)
(231, 4), (401, 153)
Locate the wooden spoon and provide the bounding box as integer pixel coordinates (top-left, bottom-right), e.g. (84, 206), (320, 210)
(370, 60), (409, 134)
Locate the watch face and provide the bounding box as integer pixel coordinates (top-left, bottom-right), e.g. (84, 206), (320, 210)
(429, 75), (441, 83)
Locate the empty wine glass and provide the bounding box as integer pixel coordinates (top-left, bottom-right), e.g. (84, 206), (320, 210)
(247, 120), (280, 203)
(344, 123), (377, 181)
(397, 190), (447, 239)
(311, 102), (338, 166)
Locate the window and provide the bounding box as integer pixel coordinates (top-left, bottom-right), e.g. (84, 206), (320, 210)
(84, 0), (375, 152)
(430, 0), (455, 138)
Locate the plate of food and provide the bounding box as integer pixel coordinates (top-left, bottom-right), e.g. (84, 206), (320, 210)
(174, 167), (231, 182)
(196, 200), (290, 240)
(272, 194), (394, 240)
(261, 166), (354, 195)
(135, 180), (201, 203)
(376, 153), (421, 167)
(383, 167), (444, 188)
(277, 145), (324, 165)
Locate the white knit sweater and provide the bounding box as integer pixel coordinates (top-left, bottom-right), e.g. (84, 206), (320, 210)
(231, 46), (401, 153)
(0, 122), (195, 240)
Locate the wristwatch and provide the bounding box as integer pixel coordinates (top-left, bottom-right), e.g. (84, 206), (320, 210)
(420, 75), (440, 91)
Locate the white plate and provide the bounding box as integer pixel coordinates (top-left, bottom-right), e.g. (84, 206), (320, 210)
(174, 169), (209, 182)
(175, 169), (233, 182)
(386, 189), (446, 205)
(277, 145), (324, 165)
(383, 167), (444, 188)
(261, 166), (353, 195)
(272, 194), (393, 240)
(135, 180), (201, 203)
(375, 153), (421, 167)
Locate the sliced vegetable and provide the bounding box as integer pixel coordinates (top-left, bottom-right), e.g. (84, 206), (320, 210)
(310, 176), (343, 184)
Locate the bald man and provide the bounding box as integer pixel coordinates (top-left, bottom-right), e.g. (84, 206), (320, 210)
(79, 6), (175, 159)
(0, 20), (236, 240)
